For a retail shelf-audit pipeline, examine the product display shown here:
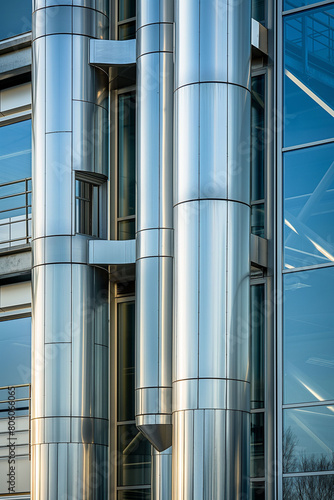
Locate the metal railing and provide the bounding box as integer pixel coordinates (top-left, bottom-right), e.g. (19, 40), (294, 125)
(0, 178), (32, 248)
(0, 384), (31, 496)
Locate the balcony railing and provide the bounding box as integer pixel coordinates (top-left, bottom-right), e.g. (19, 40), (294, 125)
(0, 178), (32, 249)
(0, 384), (31, 495)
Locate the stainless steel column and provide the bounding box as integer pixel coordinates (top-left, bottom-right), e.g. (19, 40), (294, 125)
(31, 1), (109, 498)
(152, 447), (172, 500)
(135, 0), (174, 455)
(173, 0), (251, 498)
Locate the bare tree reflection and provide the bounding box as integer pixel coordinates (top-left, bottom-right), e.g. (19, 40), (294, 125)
(283, 426), (334, 500)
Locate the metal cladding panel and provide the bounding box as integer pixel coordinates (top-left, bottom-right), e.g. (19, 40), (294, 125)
(226, 202), (251, 383)
(174, 85), (199, 204)
(137, 53), (160, 231)
(45, 35), (72, 133)
(45, 132), (72, 236)
(32, 38), (46, 240)
(173, 202), (199, 382)
(198, 201), (227, 379)
(151, 447), (172, 500)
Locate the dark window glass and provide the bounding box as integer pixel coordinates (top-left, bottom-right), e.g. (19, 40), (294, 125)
(118, 93), (136, 219)
(118, 219), (135, 240)
(252, 0), (265, 25)
(118, 0), (136, 21)
(251, 75), (265, 202)
(251, 204), (265, 237)
(0, 120), (31, 184)
(117, 301), (135, 422)
(284, 406), (334, 473)
(75, 179), (99, 237)
(284, 143), (334, 269)
(251, 481), (265, 500)
(283, 267), (334, 404)
(284, 7), (334, 147)
(251, 413), (265, 477)
(283, 475), (334, 499)
(284, 0), (326, 11)
(0, 1), (32, 41)
(117, 424), (151, 487)
(119, 21), (136, 40)
(0, 317), (31, 387)
(118, 490), (150, 500)
(251, 285), (265, 410)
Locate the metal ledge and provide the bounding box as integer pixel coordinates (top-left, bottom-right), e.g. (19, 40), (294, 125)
(89, 239), (136, 265)
(251, 19), (268, 57)
(251, 234), (268, 269)
(89, 39), (136, 70)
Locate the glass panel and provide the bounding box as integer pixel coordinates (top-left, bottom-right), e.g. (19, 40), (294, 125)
(118, 0), (136, 21)
(0, 317), (31, 387)
(283, 143), (334, 269)
(283, 267), (334, 404)
(251, 204), (265, 237)
(251, 481), (265, 500)
(0, 1), (32, 41)
(251, 413), (265, 477)
(251, 75), (265, 202)
(117, 301), (135, 422)
(283, 406), (334, 473)
(117, 424), (151, 487)
(119, 21), (136, 40)
(251, 285), (265, 410)
(118, 219), (135, 240)
(75, 180), (99, 237)
(252, 0), (265, 24)
(284, 0), (326, 11)
(283, 475), (334, 499)
(283, 6), (334, 147)
(0, 120), (32, 184)
(118, 93), (136, 218)
(118, 490), (150, 500)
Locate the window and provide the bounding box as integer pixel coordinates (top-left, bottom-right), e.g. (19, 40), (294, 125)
(251, 75), (265, 238)
(75, 178), (99, 237)
(117, 91), (136, 240)
(0, 118), (32, 248)
(116, 300), (151, 498)
(283, 6), (334, 147)
(118, 0), (136, 40)
(0, 0), (31, 41)
(0, 316), (31, 496)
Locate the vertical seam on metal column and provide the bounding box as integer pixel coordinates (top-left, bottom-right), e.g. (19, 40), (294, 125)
(197, 0), (201, 412)
(158, 0), (161, 390)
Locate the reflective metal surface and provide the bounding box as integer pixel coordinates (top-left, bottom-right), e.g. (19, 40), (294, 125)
(31, 1), (109, 497)
(135, 0), (174, 452)
(151, 447), (172, 500)
(173, 0), (251, 497)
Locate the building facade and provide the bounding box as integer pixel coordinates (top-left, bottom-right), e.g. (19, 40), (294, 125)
(0, 0), (333, 499)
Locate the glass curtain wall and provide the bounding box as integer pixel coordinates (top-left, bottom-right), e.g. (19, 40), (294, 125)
(250, 69), (267, 499)
(117, 91), (136, 240)
(0, 0), (32, 41)
(280, 1), (334, 497)
(251, 75), (266, 238)
(0, 119), (32, 248)
(118, 0), (136, 40)
(116, 300), (151, 499)
(0, 317), (31, 496)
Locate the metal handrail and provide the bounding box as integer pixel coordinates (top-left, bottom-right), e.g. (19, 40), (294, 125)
(0, 178), (32, 247)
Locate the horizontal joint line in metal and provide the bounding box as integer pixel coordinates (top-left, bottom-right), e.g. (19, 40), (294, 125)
(174, 81), (251, 94)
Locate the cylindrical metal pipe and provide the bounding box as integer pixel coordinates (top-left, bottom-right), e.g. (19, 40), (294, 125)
(135, 0), (174, 452)
(173, 0), (251, 498)
(31, 1), (109, 498)
(151, 447), (172, 500)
